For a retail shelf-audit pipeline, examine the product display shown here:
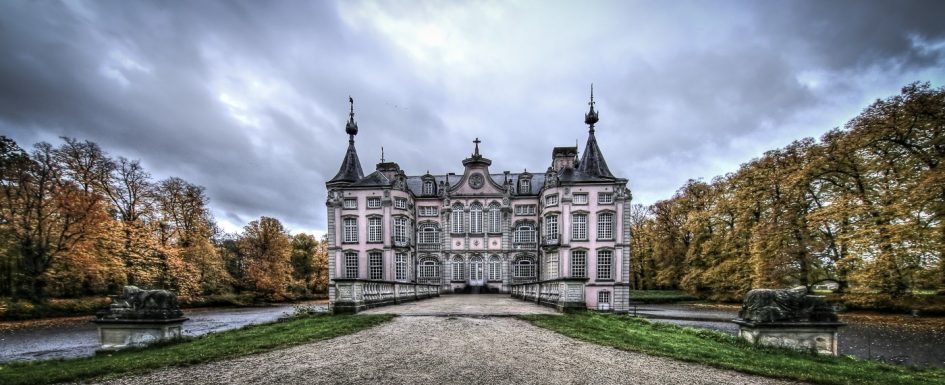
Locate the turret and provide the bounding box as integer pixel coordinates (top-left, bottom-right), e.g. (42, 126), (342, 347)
(327, 96), (365, 187)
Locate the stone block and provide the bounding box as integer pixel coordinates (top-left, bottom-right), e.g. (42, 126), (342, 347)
(94, 318), (188, 350)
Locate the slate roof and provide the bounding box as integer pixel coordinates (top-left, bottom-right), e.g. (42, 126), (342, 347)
(573, 129), (615, 181)
(327, 141), (364, 184)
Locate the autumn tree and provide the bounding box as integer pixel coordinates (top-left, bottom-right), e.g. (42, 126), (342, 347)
(238, 217), (292, 300)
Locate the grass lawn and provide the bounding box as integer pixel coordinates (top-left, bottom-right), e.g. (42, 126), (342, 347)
(0, 313), (393, 385)
(629, 290), (698, 303)
(520, 312), (945, 385)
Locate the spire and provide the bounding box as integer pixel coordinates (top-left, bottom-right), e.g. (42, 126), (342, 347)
(577, 86), (614, 180)
(345, 96), (358, 143)
(584, 83), (599, 133)
(328, 96), (365, 185)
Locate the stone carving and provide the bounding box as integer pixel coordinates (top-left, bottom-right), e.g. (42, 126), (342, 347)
(737, 286), (837, 323)
(97, 285), (184, 321)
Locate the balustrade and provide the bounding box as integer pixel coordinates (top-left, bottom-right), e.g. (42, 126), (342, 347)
(510, 277), (588, 312)
(332, 279), (440, 314)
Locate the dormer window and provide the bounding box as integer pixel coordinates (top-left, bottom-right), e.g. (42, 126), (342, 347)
(423, 180), (435, 196)
(519, 179), (530, 193)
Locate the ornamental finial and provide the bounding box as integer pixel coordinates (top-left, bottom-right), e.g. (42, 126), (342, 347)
(346, 96), (358, 142)
(584, 84), (599, 133)
(473, 137), (481, 156)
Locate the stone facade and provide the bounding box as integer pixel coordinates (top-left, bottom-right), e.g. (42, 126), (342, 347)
(326, 90), (631, 312)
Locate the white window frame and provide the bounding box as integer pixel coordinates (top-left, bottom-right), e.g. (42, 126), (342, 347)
(419, 223), (439, 244)
(369, 252), (383, 280)
(343, 217), (358, 243)
(422, 180), (435, 196)
(343, 198), (357, 209)
(419, 257), (439, 278)
(515, 205), (536, 216)
(488, 203), (501, 233)
(395, 253), (407, 281)
(488, 256), (501, 281)
(512, 256), (536, 278)
(394, 217), (408, 244)
(394, 198), (408, 210)
(344, 252), (359, 278)
(545, 214), (558, 240)
(571, 250), (587, 278)
(597, 213), (614, 240)
(469, 203), (483, 233)
(544, 253), (559, 280)
(519, 179), (530, 193)
(598, 192), (614, 204)
(514, 224), (537, 243)
(419, 206), (439, 217)
(572, 193), (588, 205)
(545, 194), (558, 206)
(451, 204), (465, 233)
(451, 256), (464, 281)
(598, 291), (611, 310)
(597, 249), (613, 280)
(572, 214), (587, 240)
(367, 197), (381, 209)
(368, 217), (382, 243)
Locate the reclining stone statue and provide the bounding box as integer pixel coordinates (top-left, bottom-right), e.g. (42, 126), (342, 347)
(737, 286), (837, 323)
(97, 285), (184, 320)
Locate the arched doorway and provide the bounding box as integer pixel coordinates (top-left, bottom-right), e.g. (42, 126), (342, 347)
(469, 256), (484, 286)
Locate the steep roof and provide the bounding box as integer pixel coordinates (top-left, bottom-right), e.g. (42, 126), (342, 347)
(327, 140), (364, 184)
(573, 129), (615, 180)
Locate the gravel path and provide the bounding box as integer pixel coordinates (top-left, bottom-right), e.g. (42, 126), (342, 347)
(92, 314), (806, 385)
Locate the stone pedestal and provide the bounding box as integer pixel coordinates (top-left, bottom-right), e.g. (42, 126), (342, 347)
(93, 317), (189, 350)
(732, 319), (844, 355)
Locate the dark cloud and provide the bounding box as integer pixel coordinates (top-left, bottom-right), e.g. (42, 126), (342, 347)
(1, 0), (942, 233)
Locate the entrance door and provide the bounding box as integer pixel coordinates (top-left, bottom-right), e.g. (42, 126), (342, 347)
(469, 257), (484, 286)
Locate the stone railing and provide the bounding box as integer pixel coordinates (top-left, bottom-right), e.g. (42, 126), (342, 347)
(510, 277), (588, 312)
(332, 279), (440, 314)
(417, 242), (440, 251)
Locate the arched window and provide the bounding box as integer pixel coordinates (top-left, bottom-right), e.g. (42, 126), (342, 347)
(488, 255), (501, 281)
(469, 202), (483, 233)
(423, 180), (435, 196)
(418, 257), (440, 279)
(418, 223), (439, 245)
(487, 202), (501, 233)
(514, 222), (536, 243)
(451, 203), (464, 233)
(451, 255), (464, 281)
(512, 255), (536, 279)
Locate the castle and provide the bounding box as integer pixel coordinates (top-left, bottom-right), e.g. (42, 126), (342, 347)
(325, 90), (632, 312)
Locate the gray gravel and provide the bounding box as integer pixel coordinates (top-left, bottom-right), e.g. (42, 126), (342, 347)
(91, 314), (807, 385)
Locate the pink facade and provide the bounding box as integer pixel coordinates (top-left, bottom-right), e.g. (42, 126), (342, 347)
(326, 93), (632, 311)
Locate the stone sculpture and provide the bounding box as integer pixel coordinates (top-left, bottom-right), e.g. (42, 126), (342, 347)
(738, 286), (837, 323)
(97, 285), (184, 320)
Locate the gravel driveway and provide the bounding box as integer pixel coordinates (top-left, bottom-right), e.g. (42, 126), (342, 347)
(92, 296), (806, 385)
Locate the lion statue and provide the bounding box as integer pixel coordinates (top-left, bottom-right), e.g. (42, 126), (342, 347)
(738, 286), (837, 323)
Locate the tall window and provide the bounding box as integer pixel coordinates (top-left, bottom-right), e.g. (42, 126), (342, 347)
(598, 291), (611, 310)
(545, 214), (558, 240)
(514, 223), (536, 243)
(597, 250), (613, 279)
(512, 256), (536, 278)
(395, 253), (407, 281)
(419, 223), (439, 244)
(419, 257), (439, 278)
(469, 203), (483, 233)
(344, 252), (359, 278)
(368, 217), (382, 242)
(343, 218), (358, 243)
(597, 213), (614, 240)
(572, 214), (587, 240)
(343, 198), (357, 209)
(519, 179), (530, 193)
(451, 204), (464, 233)
(544, 253), (559, 280)
(367, 197), (381, 208)
(451, 255), (464, 281)
(488, 203), (501, 233)
(545, 194), (558, 206)
(394, 217), (408, 244)
(598, 192), (614, 204)
(572, 193), (588, 204)
(571, 250), (587, 278)
(488, 256), (501, 280)
(422, 180), (435, 196)
(369, 252), (383, 280)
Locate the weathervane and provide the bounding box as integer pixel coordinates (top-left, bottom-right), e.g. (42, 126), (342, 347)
(584, 83), (599, 133)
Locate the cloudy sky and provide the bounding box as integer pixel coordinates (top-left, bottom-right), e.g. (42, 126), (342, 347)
(2, 1), (943, 236)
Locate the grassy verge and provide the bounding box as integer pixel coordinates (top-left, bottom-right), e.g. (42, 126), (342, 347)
(629, 290), (698, 304)
(0, 313), (393, 385)
(520, 312), (945, 385)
